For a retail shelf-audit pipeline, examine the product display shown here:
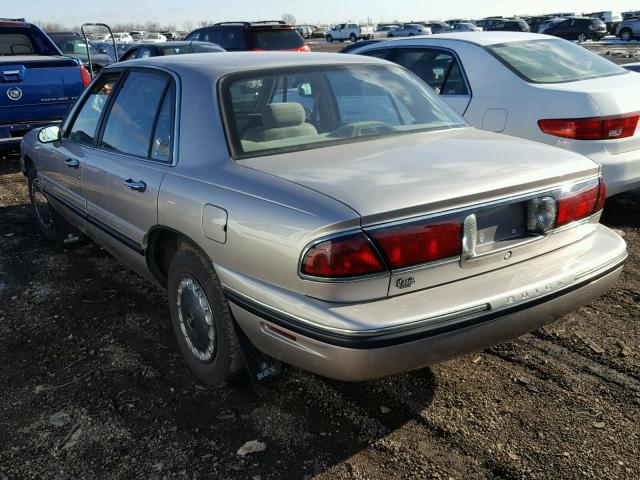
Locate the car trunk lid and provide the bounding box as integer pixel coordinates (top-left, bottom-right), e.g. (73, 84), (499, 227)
(240, 128), (599, 225)
(537, 71), (640, 154)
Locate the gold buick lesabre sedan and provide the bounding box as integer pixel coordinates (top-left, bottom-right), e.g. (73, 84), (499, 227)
(20, 53), (626, 385)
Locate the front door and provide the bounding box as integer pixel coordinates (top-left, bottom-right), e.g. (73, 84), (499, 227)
(42, 74), (120, 214)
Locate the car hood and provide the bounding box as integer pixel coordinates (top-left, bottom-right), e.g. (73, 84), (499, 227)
(240, 127), (599, 224)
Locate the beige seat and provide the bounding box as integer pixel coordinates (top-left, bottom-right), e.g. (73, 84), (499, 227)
(244, 103), (318, 142)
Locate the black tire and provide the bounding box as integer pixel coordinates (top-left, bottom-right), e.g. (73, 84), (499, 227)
(167, 240), (245, 386)
(577, 33), (587, 43)
(350, 33), (357, 43)
(27, 166), (82, 244)
(326, 34), (333, 43)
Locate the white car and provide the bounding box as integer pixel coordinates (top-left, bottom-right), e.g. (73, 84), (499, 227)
(325, 23), (375, 42)
(99, 32), (133, 43)
(389, 24), (432, 37)
(353, 33), (640, 195)
(139, 32), (167, 43)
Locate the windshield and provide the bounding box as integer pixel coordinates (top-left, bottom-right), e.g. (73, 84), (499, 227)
(50, 35), (98, 55)
(0, 26), (59, 56)
(486, 39), (626, 83)
(250, 29), (304, 50)
(222, 64), (466, 159)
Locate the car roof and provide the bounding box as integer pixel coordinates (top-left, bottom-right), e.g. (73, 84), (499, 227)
(111, 51), (387, 77)
(379, 31), (552, 46)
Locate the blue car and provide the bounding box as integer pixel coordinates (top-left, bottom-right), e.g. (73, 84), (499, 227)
(1, 19), (90, 151)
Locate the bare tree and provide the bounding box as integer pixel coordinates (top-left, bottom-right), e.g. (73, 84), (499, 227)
(183, 21), (194, 32)
(281, 13), (296, 25)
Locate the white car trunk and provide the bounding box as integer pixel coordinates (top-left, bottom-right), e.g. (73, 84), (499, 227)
(536, 71), (640, 155)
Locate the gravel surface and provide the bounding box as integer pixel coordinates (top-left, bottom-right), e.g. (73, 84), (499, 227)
(0, 42), (639, 479)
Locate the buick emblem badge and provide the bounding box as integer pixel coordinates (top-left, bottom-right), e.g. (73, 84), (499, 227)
(7, 87), (22, 101)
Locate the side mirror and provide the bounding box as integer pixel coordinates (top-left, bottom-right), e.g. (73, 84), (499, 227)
(38, 126), (61, 144)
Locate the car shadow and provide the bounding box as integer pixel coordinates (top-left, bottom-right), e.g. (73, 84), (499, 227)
(601, 189), (640, 228)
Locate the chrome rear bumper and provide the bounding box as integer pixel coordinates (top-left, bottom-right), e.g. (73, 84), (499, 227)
(224, 225), (626, 381)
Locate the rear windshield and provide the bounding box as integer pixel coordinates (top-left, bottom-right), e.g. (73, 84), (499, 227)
(250, 29), (304, 50)
(221, 64), (466, 159)
(0, 26), (59, 56)
(486, 39), (627, 83)
(50, 35), (98, 55)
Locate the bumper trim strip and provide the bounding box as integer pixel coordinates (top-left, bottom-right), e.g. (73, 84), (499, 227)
(224, 256), (626, 350)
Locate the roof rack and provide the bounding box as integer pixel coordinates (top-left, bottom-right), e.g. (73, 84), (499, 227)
(214, 21), (251, 26)
(251, 20), (286, 25)
(0, 17), (26, 22)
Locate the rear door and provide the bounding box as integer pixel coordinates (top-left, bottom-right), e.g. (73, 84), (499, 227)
(83, 69), (176, 267)
(390, 47), (471, 114)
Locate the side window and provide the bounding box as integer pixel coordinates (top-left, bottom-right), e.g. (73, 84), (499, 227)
(348, 24), (357, 29)
(187, 30), (200, 41)
(151, 86), (175, 162)
(66, 75), (119, 145)
(121, 48), (138, 61)
(138, 47), (152, 58)
(394, 49), (468, 96)
(360, 48), (391, 59)
(269, 74), (317, 122)
(100, 71), (170, 159)
(202, 28), (222, 44)
(229, 79), (265, 112)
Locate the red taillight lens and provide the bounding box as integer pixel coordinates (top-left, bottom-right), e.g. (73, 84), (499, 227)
(370, 219), (462, 269)
(539, 113), (640, 140)
(297, 45), (311, 52)
(556, 179), (604, 227)
(301, 233), (385, 278)
(79, 66), (92, 88)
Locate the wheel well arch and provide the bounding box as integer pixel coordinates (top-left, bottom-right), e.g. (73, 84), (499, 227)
(145, 226), (206, 288)
(23, 154), (34, 175)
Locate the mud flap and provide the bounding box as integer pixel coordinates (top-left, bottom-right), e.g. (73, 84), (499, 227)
(233, 319), (282, 383)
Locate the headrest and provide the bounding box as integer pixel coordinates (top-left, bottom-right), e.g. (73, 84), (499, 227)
(263, 103), (306, 128)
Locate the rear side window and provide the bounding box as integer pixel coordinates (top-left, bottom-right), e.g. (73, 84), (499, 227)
(67, 76), (119, 145)
(203, 27), (247, 50)
(487, 39), (627, 83)
(100, 71), (173, 160)
(0, 26), (58, 55)
(393, 49), (469, 95)
(250, 29), (304, 50)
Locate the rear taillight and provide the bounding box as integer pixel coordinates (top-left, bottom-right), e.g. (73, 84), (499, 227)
(539, 113), (640, 140)
(79, 66), (92, 88)
(300, 233), (385, 278)
(369, 218), (462, 269)
(556, 178), (606, 227)
(297, 45), (311, 52)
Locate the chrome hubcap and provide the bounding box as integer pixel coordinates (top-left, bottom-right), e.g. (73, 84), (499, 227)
(31, 179), (53, 229)
(176, 277), (215, 362)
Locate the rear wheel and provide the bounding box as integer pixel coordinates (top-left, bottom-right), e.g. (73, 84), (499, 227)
(577, 33), (587, 42)
(167, 241), (245, 386)
(350, 33), (357, 42)
(27, 167), (82, 244)
(620, 29), (633, 41)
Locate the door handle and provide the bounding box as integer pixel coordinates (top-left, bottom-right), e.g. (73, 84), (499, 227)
(64, 158), (79, 168)
(123, 179), (147, 192)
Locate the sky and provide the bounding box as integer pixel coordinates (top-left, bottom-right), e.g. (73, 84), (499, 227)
(4, 0), (639, 28)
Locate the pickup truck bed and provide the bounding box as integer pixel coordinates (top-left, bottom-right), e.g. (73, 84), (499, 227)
(1, 22), (87, 150)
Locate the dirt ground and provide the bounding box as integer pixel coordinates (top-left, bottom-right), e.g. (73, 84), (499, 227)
(1, 42), (639, 480)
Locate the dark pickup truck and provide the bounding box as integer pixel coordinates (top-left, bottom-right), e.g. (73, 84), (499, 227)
(1, 19), (90, 151)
